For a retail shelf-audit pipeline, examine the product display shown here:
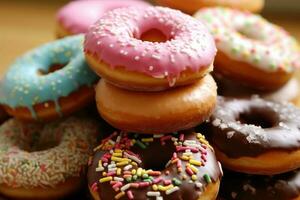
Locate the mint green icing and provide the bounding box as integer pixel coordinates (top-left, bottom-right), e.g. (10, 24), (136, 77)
(0, 35), (98, 119)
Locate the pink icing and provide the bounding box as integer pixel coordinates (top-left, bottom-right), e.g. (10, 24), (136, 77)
(56, 0), (150, 34)
(84, 6), (217, 79)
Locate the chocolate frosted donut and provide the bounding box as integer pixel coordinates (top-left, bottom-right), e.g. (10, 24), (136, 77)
(218, 169), (300, 200)
(88, 131), (222, 200)
(207, 96), (300, 175)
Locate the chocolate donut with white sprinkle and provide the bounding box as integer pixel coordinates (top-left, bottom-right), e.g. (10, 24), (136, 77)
(207, 96), (300, 175)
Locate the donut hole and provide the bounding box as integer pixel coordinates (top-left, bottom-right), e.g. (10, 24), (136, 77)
(237, 107), (279, 128)
(133, 139), (176, 171)
(20, 131), (60, 152)
(38, 63), (66, 75)
(236, 26), (262, 41)
(139, 29), (168, 43)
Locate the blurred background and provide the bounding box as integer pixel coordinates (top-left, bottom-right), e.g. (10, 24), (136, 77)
(0, 0), (299, 75)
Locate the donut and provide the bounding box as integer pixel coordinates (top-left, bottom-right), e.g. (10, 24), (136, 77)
(194, 7), (300, 91)
(88, 131), (222, 200)
(218, 169), (300, 200)
(0, 35), (98, 122)
(84, 6), (216, 91)
(154, 0), (264, 14)
(56, 0), (150, 38)
(206, 96), (300, 175)
(214, 74), (300, 104)
(0, 116), (99, 199)
(96, 74), (217, 134)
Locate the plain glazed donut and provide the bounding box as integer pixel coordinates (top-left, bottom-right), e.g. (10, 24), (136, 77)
(195, 7), (300, 91)
(214, 74), (300, 104)
(88, 131), (222, 200)
(207, 96), (300, 175)
(84, 6), (216, 91)
(154, 0), (264, 14)
(0, 35), (98, 122)
(96, 75), (217, 134)
(56, 0), (149, 38)
(0, 116), (99, 199)
(218, 169), (300, 200)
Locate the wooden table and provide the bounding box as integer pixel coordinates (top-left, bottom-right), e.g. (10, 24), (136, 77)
(0, 1), (299, 75)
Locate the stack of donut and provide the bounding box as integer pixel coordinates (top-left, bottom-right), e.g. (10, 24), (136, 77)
(0, 0), (300, 199)
(84, 5), (223, 200)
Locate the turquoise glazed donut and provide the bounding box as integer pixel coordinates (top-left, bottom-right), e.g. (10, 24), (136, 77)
(0, 35), (98, 121)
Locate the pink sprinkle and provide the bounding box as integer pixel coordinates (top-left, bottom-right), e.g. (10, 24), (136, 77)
(176, 146), (198, 153)
(164, 180), (172, 185)
(127, 190), (134, 199)
(112, 182), (123, 191)
(153, 177), (163, 184)
(186, 167), (194, 176)
(179, 134), (184, 141)
(138, 182), (150, 187)
(173, 152), (178, 159)
(106, 172), (116, 176)
(91, 182), (98, 192)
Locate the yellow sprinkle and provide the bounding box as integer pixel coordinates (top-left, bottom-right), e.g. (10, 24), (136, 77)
(117, 168), (122, 175)
(188, 164), (199, 173)
(181, 156), (190, 161)
(93, 144), (103, 152)
(98, 160), (103, 167)
(131, 162), (138, 166)
(102, 172), (107, 176)
(190, 159), (202, 166)
(111, 157), (130, 162)
(131, 169), (136, 175)
(141, 138), (154, 142)
(115, 149), (122, 153)
(116, 161), (129, 167)
(99, 176), (112, 183)
(197, 133), (205, 139)
(152, 184), (158, 191)
(115, 191), (125, 199)
(158, 184), (174, 191)
(192, 175), (197, 181)
(113, 153), (122, 157)
(137, 168), (143, 176)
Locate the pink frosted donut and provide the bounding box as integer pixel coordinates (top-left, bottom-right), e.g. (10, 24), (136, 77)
(84, 6), (216, 91)
(56, 0), (150, 38)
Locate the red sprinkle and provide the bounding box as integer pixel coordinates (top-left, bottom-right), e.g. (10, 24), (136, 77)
(127, 190), (134, 199)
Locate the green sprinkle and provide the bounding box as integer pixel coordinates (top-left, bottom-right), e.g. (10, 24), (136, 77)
(135, 140), (147, 149)
(142, 174), (149, 179)
(204, 174), (212, 184)
(172, 178), (182, 186)
(126, 177), (132, 182)
(132, 175), (138, 181)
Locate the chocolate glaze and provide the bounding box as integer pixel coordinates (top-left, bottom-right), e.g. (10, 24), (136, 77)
(218, 169), (300, 200)
(88, 131), (222, 200)
(207, 96), (300, 158)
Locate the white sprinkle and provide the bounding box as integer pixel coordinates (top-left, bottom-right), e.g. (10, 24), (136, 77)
(152, 54), (161, 60)
(195, 181), (203, 189)
(166, 186), (179, 195)
(109, 44), (114, 48)
(147, 191), (160, 197)
(134, 56), (140, 61)
(154, 134), (164, 138)
(114, 177), (124, 182)
(124, 152), (142, 164)
(96, 167), (104, 172)
(121, 183), (131, 191)
(123, 164), (133, 171)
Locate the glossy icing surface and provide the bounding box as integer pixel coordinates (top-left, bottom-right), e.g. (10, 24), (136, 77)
(0, 35), (98, 118)
(88, 131), (222, 200)
(208, 97), (300, 158)
(57, 0), (150, 34)
(84, 6), (216, 81)
(218, 169), (300, 200)
(0, 116), (99, 188)
(195, 7), (300, 72)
